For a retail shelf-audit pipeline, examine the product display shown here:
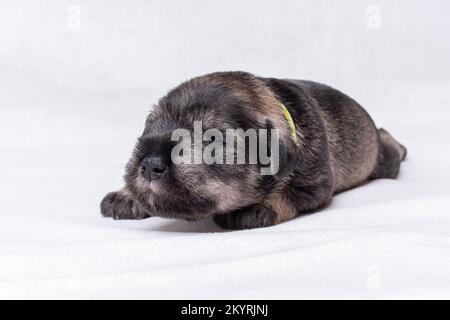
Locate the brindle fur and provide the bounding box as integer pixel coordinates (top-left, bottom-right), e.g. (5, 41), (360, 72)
(101, 71), (407, 230)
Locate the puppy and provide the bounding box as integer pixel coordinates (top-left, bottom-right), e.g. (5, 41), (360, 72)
(101, 71), (407, 230)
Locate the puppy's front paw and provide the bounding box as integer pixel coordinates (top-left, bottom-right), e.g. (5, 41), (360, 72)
(213, 205), (277, 230)
(100, 190), (149, 220)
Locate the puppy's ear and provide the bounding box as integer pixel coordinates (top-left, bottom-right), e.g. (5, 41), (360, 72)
(264, 119), (296, 179)
(277, 139), (294, 178)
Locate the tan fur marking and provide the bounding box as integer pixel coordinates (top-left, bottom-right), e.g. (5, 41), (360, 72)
(264, 192), (296, 224)
(205, 174), (260, 214)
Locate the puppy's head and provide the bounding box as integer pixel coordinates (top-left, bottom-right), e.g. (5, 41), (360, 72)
(124, 72), (295, 219)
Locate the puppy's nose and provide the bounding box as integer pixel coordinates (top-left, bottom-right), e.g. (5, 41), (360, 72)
(140, 156), (167, 181)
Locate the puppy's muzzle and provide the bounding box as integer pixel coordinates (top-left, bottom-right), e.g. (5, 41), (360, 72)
(140, 156), (168, 181)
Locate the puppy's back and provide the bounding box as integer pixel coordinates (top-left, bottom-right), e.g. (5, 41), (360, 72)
(285, 80), (380, 193)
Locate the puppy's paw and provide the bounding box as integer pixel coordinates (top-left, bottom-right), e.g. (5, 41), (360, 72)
(100, 190), (149, 220)
(213, 205), (277, 230)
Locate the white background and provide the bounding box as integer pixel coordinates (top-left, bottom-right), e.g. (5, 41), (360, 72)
(1, 0), (449, 299)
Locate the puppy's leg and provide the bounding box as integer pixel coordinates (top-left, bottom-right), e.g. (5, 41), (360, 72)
(100, 188), (151, 220)
(214, 182), (333, 230)
(370, 128), (407, 180)
(213, 205), (278, 230)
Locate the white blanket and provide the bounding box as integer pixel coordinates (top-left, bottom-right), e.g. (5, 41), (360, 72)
(1, 114), (449, 299)
(1, 0), (449, 299)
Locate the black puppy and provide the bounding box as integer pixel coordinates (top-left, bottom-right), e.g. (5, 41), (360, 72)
(101, 71), (406, 230)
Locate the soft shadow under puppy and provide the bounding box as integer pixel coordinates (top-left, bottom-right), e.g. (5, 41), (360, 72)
(153, 218), (226, 233)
